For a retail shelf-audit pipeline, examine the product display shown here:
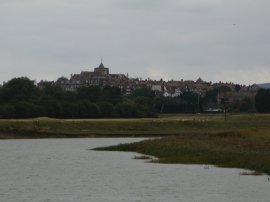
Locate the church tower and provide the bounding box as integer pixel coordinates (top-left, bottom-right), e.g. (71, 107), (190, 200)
(94, 58), (109, 76)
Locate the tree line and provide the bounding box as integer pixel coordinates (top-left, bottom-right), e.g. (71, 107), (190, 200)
(0, 77), (268, 118)
(255, 89), (270, 113)
(0, 77), (157, 118)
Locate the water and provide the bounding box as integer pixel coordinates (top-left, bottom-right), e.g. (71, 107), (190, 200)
(0, 138), (269, 202)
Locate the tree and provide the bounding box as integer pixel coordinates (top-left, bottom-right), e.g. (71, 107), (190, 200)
(230, 97), (254, 112)
(61, 102), (80, 118)
(203, 89), (218, 108)
(102, 86), (122, 104)
(40, 84), (64, 100)
(77, 101), (100, 118)
(12, 101), (40, 118)
(115, 100), (138, 117)
(153, 96), (166, 112)
(77, 86), (101, 102)
(97, 102), (114, 117)
(235, 84), (241, 92)
(0, 104), (16, 118)
(218, 85), (232, 93)
(255, 89), (270, 112)
(0, 77), (39, 102)
(130, 87), (155, 98)
(38, 99), (63, 117)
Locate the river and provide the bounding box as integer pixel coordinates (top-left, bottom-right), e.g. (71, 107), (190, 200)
(0, 138), (269, 202)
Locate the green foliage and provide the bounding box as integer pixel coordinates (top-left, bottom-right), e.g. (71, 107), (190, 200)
(76, 101), (100, 118)
(134, 96), (152, 106)
(115, 100), (138, 117)
(179, 91), (200, 106)
(97, 102), (114, 117)
(234, 84), (241, 92)
(202, 85), (232, 108)
(0, 104), (16, 118)
(153, 96), (165, 112)
(12, 101), (40, 118)
(77, 86), (101, 102)
(61, 102), (79, 118)
(0, 77), (158, 118)
(217, 85), (232, 93)
(158, 92), (202, 113)
(40, 84), (64, 100)
(0, 77), (39, 101)
(255, 89), (270, 112)
(230, 97), (254, 112)
(203, 89), (218, 107)
(39, 99), (63, 118)
(102, 86), (122, 104)
(130, 87), (155, 98)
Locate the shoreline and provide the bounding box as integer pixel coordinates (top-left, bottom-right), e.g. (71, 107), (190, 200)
(94, 130), (270, 175)
(0, 131), (159, 139)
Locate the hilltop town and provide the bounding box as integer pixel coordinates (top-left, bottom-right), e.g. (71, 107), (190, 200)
(38, 61), (259, 102)
(0, 61), (270, 119)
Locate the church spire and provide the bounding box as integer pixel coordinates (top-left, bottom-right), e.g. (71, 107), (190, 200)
(98, 58), (105, 68)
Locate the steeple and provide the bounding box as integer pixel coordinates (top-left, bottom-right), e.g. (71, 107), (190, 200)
(99, 57), (105, 68)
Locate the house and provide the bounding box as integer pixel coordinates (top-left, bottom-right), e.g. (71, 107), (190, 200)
(55, 61), (128, 92)
(163, 86), (182, 97)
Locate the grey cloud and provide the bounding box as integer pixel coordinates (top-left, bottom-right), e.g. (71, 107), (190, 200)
(0, 0), (270, 84)
(113, 0), (167, 10)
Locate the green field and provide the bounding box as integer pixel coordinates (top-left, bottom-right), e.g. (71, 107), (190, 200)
(1, 114), (270, 174)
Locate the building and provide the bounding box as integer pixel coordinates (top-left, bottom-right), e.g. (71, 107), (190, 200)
(56, 61), (128, 92)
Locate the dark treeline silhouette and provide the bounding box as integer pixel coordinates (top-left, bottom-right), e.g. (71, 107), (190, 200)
(255, 89), (270, 113)
(0, 77), (266, 118)
(0, 77), (158, 118)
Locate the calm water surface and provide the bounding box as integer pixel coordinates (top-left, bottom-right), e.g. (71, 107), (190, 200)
(0, 138), (269, 202)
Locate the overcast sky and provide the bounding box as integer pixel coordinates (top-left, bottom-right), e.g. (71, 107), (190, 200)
(1, 0), (270, 85)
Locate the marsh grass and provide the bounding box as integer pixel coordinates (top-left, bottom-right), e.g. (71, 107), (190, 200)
(1, 114), (270, 174)
(94, 125), (270, 175)
(1, 114), (270, 138)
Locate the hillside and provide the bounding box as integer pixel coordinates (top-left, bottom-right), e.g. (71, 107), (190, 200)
(257, 83), (270, 89)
